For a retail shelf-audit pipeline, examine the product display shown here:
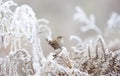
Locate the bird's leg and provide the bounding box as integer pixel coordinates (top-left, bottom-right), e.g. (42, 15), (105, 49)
(53, 50), (61, 60)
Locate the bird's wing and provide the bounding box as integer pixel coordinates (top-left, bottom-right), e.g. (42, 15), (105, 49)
(49, 40), (58, 46)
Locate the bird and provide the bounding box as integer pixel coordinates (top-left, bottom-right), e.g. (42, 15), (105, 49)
(47, 36), (64, 50)
(46, 36), (64, 60)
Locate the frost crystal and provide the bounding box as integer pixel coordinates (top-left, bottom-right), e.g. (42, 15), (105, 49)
(73, 6), (120, 76)
(74, 6), (102, 35)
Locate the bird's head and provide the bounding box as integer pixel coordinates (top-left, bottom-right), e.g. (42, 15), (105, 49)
(57, 36), (63, 39)
(56, 36), (64, 44)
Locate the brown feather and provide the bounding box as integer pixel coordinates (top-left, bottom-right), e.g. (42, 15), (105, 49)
(47, 36), (63, 49)
(49, 40), (61, 49)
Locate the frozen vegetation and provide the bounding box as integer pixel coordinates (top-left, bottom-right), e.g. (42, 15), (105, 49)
(0, 0), (120, 76)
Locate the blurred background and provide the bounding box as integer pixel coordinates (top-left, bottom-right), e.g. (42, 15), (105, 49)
(2, 0), (120, 56)
(10, 0), (120, 37)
